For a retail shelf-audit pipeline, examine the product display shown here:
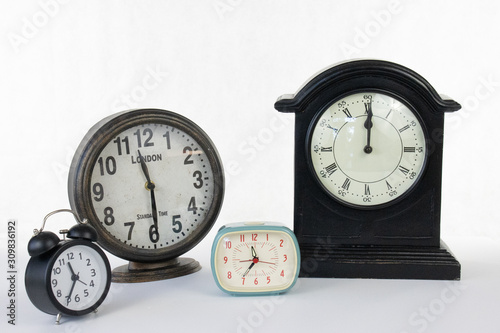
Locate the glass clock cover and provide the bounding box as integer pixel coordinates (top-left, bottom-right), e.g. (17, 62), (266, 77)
(309, 91), (426, 207)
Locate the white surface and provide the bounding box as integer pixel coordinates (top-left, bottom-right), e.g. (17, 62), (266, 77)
(1, 1), (499, 332)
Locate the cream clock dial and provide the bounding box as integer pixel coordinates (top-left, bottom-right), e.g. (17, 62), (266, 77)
(211, 222), (300, 295)
(309, 92), (427, 207)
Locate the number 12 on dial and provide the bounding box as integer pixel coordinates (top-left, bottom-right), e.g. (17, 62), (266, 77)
(211, 222), (300, 296)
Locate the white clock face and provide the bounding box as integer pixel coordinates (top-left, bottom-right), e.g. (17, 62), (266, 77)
(50, 245), (108, 311)
(213, 229), (298, 293)
(309, 92), (427, 207)
(89, 123), (216, 250)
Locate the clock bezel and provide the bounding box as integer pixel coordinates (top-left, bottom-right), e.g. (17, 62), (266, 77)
(305, 88), (430, 210)
(68, 109), (225, 262)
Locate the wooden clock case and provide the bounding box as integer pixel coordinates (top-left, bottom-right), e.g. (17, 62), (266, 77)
(275, 60), (461, 280)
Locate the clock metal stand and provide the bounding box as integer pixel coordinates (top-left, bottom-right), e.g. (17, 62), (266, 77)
(111, 257), (201, 283)
(275, 59), (461, 280)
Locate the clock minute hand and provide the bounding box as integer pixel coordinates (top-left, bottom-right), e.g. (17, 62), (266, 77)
(138, 150), (159, 232)
(66, 262), (78, 306)
(242, 262), (256, 278)
(66, 280), (77, 305)
(149, 188), (159, 231)
(364, 102), (373, 154)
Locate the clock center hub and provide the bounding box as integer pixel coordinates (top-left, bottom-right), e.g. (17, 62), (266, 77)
(144, 181), (156, 191)
(334, 115), (402, 183)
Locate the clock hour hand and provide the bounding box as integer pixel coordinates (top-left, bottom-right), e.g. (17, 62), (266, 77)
(67, 261), (76, 276)
(137, 150), (159, 232)
(364, 102), (373, 154)
(251, 246), (257, 259)
(138, 150), (154, 186)
(77, 279), (88, 286)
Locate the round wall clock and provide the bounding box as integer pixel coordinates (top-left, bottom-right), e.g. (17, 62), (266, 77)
(25, 209), (111, 324)
(275, 59), (461, 280)
(68, 109), (224, 282)
(211, 222), (300, 296)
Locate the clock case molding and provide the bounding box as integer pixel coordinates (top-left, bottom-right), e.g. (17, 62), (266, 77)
(275, 59), (461, 280)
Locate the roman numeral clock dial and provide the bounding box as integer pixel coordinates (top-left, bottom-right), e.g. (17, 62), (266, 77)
(310, 92), (426, 207)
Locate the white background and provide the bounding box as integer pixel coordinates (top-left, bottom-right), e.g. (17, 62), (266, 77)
(1, 1), (499, 332)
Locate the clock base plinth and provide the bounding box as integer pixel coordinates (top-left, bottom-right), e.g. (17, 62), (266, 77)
(111, 257), (201, 283)
(298, 241), (460, 280)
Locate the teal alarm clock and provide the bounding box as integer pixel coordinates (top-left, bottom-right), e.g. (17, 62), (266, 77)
(211, 222), (300, 296)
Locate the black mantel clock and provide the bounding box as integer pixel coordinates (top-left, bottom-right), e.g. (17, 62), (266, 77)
(274, 59), (461, 280)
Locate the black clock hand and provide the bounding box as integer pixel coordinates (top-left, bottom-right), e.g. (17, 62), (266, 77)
(149, 188), (159, 236)
(364, 102), (373, 154)
(138, 150), (159, 232)
(68, 262), (86, 285)
(67, 261), (76, 276)
(68, 261), (88, 286)
(66, 280), (77, 305)
(76, 277), (87, 286)
(242, 262), (256, 278)
(138, 150), (153, 185)
(66, 262), (78, 305)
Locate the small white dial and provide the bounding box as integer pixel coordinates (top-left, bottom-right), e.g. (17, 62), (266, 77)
(213, 229), (299, 293)
(50, 244), (109, 311)
(309, 92), (427, 207)
(90, 123), (216, 250)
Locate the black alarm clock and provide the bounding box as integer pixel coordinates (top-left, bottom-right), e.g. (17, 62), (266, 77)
(275, 59), (461, 280)
(25, 209), (111, 324)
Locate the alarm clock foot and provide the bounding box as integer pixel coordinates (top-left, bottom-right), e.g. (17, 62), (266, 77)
(112, 257), (201, 283)
(55, 313), (62, 325)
